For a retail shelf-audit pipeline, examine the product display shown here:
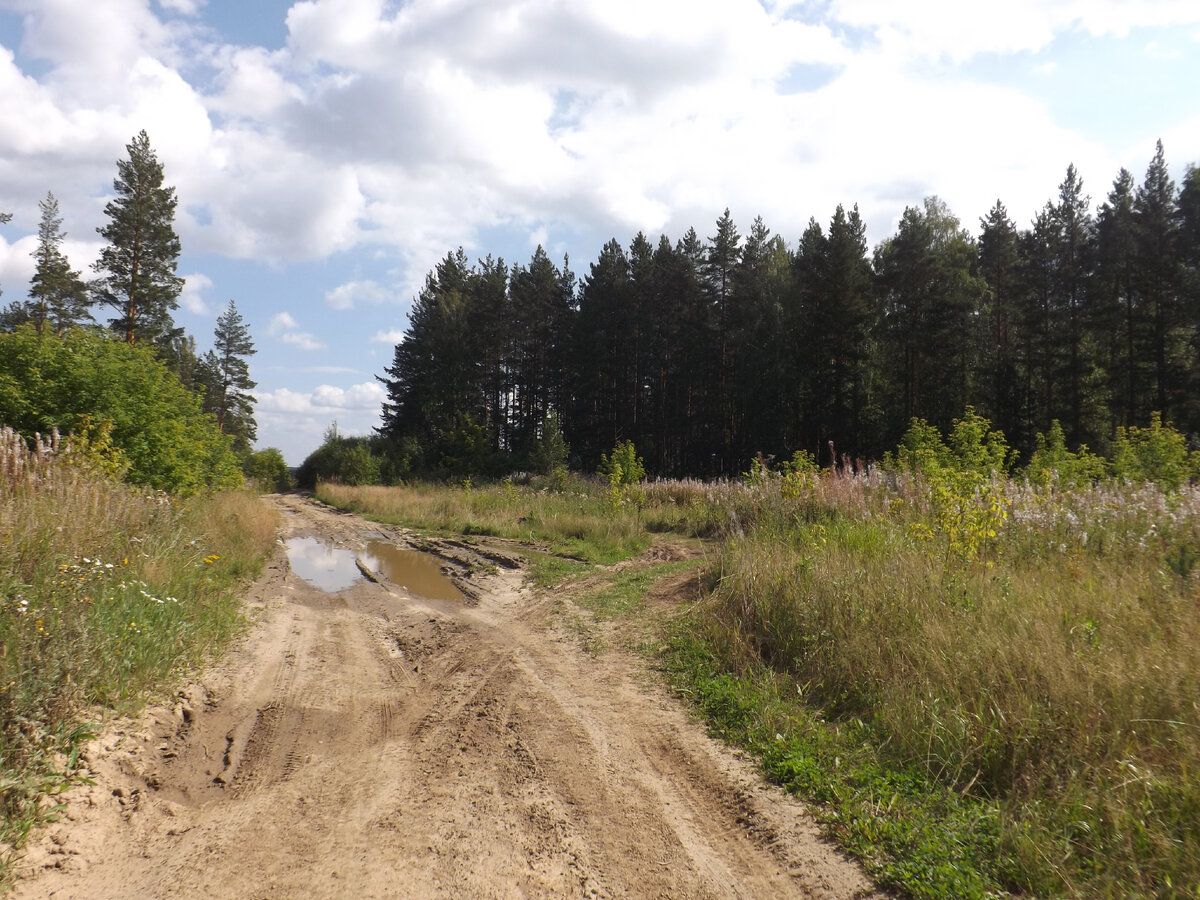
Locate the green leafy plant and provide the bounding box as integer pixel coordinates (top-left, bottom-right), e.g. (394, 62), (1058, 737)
(1111, 412), (1192, 491)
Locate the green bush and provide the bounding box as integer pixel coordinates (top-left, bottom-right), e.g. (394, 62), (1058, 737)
(244, 447), (292, 492)
(0, 326), (241, 493)
(598, 439), (645, 486)
(531, 412), (570, 478)
(1024, 420), (1107, 487)
(1111, 412), (1194, 490)
(296, 425), (384, 488)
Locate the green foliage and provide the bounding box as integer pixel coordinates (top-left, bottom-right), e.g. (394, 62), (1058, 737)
(60, 414), (129, 481)
(1111, 412), (1194, 491)
(889, 409), (1012, 561)
(243, 447), (292, 492)
(199, 299), (257, 452)
(437, 412), (493, 478)
(530, 412), (570, 479)
(0, 433), (278, 872)
(598, 439), (645, 487)
(1025, 420), (1107, 487)
(0, 326), (242, 493)
(91, 131), (184, 349)
(780, 449), (819, 476)
(296, 424), (386, 488)
(892, 407), (1013, 478)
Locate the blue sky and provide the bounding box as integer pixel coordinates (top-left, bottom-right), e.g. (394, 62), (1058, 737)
(1, 0), (1199, 464)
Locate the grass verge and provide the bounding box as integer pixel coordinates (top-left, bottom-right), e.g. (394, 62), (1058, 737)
(0, 427), (279, 879)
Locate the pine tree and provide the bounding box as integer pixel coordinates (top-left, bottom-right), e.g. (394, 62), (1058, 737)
(574, 238), (633, 460)
(201, 300), (257, 452)
(1046, 165), (1099, 444)
(1095, 169), (1139, 429)
(977, 201), (1025, 442)
(1179, 165), (1200, 433)
(1132, 140), (1180, 417)
(873, 198), (984, 442)
(92, 131), (184, 348)
(704, 210), (741, 470)
(29, 192), (90, 335)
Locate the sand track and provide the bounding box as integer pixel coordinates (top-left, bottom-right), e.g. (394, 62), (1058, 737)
(11, 495), (881, 899)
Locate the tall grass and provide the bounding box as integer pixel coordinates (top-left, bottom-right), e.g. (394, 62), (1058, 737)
(697, 468), (1200, 897)
(0, 427), (278, 867)
(317, 477), (658, 563)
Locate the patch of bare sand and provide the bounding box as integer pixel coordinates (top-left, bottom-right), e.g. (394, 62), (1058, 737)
(10, 495), (882, 899)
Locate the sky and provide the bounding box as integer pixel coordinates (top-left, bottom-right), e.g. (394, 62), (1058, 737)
(1, 1), (1199, 465)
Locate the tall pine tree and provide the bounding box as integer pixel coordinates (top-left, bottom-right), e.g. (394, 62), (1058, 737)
(1132, 140), (1181, 418)
(92, 131), (184, 348)
(200, 300), (257, 453)
(29, 192), (90, 336)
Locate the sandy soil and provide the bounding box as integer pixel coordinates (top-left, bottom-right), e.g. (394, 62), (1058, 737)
(11, 494), (882, 899)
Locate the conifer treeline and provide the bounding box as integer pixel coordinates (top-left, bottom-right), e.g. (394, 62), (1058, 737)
(379, 142), (1200, 478)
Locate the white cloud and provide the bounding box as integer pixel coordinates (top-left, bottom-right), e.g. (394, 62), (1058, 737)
(0, 0), (1197, 332)
(255, 381), (385, 415)
(370, 329), (405, 344)
(325, 278), (396, 310)
(825, 0), (1200, 62)
(268, 311), (299, 334)
(158, 0), (205, 16)
(0, 234), (36, 295)
(266, 310), (324, 349)
(179, 271), (212, 315)
(280, 330), (325, 351)
(253, 381), (385, 463)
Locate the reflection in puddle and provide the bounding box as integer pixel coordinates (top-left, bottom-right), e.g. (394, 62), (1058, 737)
(284, 536), (465, 602)
(363, 542), (465, 602)
(285, 537), (361, 592)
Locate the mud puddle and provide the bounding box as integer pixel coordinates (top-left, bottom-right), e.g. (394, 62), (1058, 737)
(285, 537), (362, 591)
(363, 541), (465, 601)
(285, 536), (463, 601)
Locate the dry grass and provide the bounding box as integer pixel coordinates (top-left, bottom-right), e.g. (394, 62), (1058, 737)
(0, 426), (279, 872)
(702, 471), (1200, 897)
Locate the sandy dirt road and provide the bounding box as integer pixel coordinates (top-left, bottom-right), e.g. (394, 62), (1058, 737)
(12, 494), (881, 899)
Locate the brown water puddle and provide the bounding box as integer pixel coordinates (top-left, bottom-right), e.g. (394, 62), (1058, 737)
(285, 536), (463, 601)
(362, 541), (465, 602)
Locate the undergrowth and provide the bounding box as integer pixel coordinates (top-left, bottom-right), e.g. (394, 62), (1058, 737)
(0, 427), (278, 878)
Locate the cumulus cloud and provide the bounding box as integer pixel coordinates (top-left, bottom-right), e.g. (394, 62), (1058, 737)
(370, 329), (405, 344)
(255, 381), (385, 415)
(280, 331), (325, 350)
(3, 0), (1198, 286)
(253, 380), (386, 463)
(179, 271), (212, 315)
(267, 311), (298, 334)
(325, 278), (397, 310)
(267, 310), (324, 350)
